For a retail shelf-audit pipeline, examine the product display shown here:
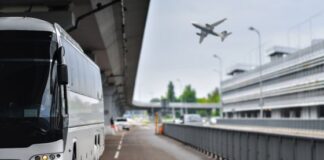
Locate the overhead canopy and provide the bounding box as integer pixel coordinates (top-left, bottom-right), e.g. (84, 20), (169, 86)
(0, 0), (150, 107)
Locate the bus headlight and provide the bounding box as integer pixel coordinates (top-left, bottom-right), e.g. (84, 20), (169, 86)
(49, 154), (56, 160)
(42, 155), (48, 160)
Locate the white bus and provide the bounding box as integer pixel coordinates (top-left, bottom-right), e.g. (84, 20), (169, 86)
(0, 17), (105, 160)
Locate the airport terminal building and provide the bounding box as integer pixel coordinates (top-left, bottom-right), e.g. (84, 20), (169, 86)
(222, 41), (324, 119)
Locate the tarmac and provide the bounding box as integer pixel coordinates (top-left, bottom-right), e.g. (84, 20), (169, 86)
(102, 125), (210, 160)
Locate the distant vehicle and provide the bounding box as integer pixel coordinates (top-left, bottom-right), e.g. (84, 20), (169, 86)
(182, 114), (203, 125)
(0, 17), (104, 160)
(191, 18), (232, 43)
(115, 117), (130, 131)
(173, 118), (183, 124)
(123, 114), (132, 119)
(209, 117), (220, 125)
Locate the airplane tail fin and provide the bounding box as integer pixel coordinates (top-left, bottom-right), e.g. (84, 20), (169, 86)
(220, 31), (232, 42)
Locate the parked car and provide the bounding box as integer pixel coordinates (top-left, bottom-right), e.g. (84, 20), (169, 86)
(115, 117), (130, 131)
(209, 117), (219, 125)
(182, 114), (203, 125)
(173, 118), (183, 124)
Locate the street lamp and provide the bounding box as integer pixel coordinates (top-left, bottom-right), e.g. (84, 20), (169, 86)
(149, 91), (155, 121)
(176, 79), (187, 114)
(249, 26), (264, 118)
(212, 54), (223, 118)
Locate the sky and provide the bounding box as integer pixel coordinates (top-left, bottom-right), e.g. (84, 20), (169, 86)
(134, 0), (324, 102)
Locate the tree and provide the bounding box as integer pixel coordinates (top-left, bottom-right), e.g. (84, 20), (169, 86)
(150, 98), (161, 102)
(180, 85), (197, 102)
(196, 109), (209, 117)
(207, 88), (220, 103)
(166, 81), (176, 102)
(197, 98), (208, 103)
(211, 109), (220, 117)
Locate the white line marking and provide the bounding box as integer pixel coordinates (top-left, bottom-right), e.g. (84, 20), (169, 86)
(114, 151), (120, 159)
(114, 133), (124, 159)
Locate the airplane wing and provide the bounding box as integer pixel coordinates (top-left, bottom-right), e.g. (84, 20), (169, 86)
(198, 30), (208, 43)
(210, 18), (227, 28)
(199, 35), (205, 43)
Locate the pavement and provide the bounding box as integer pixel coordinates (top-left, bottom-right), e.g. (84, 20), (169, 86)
(101, 125), (210, 160)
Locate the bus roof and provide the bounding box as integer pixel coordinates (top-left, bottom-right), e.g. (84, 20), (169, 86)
(0, 17), (55, 32)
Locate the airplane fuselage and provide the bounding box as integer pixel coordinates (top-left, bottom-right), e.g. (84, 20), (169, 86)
(192, 23), (213, 33)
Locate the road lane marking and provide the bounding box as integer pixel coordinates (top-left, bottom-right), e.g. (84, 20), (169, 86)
(114, 151), (120, 159)
(114, 133), (125, 159)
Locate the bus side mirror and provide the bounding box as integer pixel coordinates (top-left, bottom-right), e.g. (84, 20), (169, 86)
(58, 64), (68, 85)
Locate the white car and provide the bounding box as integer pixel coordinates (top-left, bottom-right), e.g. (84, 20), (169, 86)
(209, 117), (219, 125)
(174, 118), (183, 124)
(115, 118), (130, 131)
(182, 114), (203, 125)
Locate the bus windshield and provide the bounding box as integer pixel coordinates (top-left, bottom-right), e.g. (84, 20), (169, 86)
(0, 31), (61, 148)
(0, 62), (50, 118)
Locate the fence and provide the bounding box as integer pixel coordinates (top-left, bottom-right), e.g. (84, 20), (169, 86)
(163, 123), (324, 160)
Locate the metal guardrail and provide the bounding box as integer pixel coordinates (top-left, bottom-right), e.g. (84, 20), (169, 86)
(217, 119), (324, 131)
(164, 123), (324, 160)
(132, 101), (219, 109)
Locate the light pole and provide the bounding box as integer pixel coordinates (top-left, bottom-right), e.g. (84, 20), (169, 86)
(176, 79), (187, 114)
(213, 54), (223, 118)
(249, 26), (264, 118)
(149, 91), (155, 121)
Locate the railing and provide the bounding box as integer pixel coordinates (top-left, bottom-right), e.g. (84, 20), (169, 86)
(217, 119), (324, 131)
(164, 123), (324, 160)
(132, 101), (219, 109)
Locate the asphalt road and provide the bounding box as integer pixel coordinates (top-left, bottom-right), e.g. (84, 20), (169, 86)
(101, 125), (210, 160)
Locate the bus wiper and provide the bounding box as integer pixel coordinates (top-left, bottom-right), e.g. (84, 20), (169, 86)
(21, 120), (49, 135)
(31, 125), (49, 136)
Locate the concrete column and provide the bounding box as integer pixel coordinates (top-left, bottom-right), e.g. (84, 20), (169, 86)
(272, 109), (281, 119)
(310, 106), (318, 119)
(103, 85), (122, 126)
(180, 108), (184, 115)
(301, 107), (311, 119)
(305, 106), (318, 119)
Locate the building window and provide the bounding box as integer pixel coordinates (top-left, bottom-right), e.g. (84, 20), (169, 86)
(252, 111), (258, 118)
(247, 112), (251, 118)
(240, 112), (246, 118)
(318, 106), (324, 118)
(264, 110), (271, 118)
(228, 113), (233, 118)
(293, 108), (301, 118)
(281, 109), (290, 118)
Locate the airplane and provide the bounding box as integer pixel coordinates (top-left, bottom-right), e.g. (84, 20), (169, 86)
(192, 18), (232, 43)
